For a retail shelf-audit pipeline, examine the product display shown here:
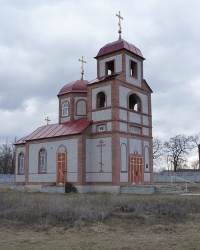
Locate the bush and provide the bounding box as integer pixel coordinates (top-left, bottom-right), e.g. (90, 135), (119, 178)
(65, 182), (77, 193)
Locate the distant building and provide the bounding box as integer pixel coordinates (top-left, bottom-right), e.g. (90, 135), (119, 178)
(15, 18), (153, 192)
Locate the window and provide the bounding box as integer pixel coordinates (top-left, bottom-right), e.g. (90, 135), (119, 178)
(97, 92), (106, 108)
(76, 100), (87, 116)
(97, 124), (106, 132)
(39, 148), (47, 173)
(121, 143), (127, 172)
(130, 60), (137, 78)
(18, 152), (24, 174)
(106, 60), (114, 75)
(129, 94), (141, 111)
(62, 101), (69, 117)
(129, 126), (141, 134)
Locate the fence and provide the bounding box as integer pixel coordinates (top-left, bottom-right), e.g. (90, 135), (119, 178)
(0, 175), (15, 183)
(154, 172), (200, 183)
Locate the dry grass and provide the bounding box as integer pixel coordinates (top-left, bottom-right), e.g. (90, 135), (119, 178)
(0, 185), (200, 249)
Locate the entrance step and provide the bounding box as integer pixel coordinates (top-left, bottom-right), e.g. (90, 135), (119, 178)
(154, 185), (186, 194)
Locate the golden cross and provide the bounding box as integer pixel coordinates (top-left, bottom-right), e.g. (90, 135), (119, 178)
(45, 116), (51, 125)
(116, 11), (123, 39)
(78, 56), (86, 80)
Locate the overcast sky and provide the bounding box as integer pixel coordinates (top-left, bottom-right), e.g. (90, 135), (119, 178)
(1, 0), (200, 155)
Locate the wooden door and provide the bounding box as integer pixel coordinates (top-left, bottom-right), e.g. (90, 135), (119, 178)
(130, 156), (143, 184)
(56, 152), (66, 185)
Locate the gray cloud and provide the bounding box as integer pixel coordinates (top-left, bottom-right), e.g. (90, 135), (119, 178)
(0, 0), (200, 144)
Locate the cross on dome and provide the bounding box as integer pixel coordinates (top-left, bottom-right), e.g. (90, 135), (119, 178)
(116, 11), (123, 40)
(78, 56), (86, 80)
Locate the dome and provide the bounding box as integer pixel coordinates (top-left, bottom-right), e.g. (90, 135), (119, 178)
(58, 79), (88, 96)
(95, 39), (144, 59)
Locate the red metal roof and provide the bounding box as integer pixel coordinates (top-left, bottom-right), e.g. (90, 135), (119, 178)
(96, 39), (144, 59)
(58, 80), (88, 96)
(15, 118), (91, 144)
(88, 73), (121, 84)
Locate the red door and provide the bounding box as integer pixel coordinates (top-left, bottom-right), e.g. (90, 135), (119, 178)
(56, 152), (66, 185)
(130, 156), (143, 184)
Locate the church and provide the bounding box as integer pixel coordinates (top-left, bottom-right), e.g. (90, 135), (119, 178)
(15, 13), (153, 193)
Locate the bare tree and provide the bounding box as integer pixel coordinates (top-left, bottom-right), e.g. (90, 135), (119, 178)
(0, 142), (15, 174)
(191, 160), (199, 170)
(164, 134), (193, 172)
(191, 134), (200, 170)
(153, 137), (163, 160)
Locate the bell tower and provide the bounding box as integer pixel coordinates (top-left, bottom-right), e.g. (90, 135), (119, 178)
(86, 12), (153, 185)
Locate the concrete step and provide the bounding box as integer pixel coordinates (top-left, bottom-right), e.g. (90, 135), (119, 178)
(155, 185), (185, 194)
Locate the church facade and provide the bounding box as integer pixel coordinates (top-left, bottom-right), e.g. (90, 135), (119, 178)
(15, 36), (153, 193)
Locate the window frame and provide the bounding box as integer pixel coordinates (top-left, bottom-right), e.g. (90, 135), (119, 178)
(96, 124), (106, 132)
(130, 59), (138, 78)
(128, 93), (141, 112)
(76, 99), (87, 116)
(62, 101), (69, 117)
(18, 152), (25, 175)
(105, 60), (115, 75)
(97, 91), (106, 108)
(38, 148), (47, 174)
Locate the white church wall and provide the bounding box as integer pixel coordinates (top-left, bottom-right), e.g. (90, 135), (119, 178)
(28, 139), (78, 182)
(143, 115), (149, 126)
(106, 122), (112, 131)
(119, 122), (128, 132)
(129, 112), (141, 124)
(86, 137), (112, 182)
(129, 139), (142, 154)
(119, 85), (129, 108)
(144, 173), (150, 182)
(119, 109), (127, 121)
(92, 85), (111, 109)
(15, 175), (25, 182)
(86, 173), (112, 182)
(138, 93), (148, 114)
(92, 109), (112, 122)
(120, 173), (128, 182)
(143, 127), (149, 136)
(125, 55), (142, 87)
(99, 54), (122, 77)
(29, 173), (56, 182)
(67, 173), (77, 182)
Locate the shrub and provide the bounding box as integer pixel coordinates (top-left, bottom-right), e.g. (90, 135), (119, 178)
(65, 182), (77, 193)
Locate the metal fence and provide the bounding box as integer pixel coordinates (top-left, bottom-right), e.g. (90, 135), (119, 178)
(0, 175), (14, 183)
(154, 172), (200, 183)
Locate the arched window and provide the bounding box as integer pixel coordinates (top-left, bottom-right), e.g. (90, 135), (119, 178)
(62, 102), (69, 117)
(129, 94), (141, 112)
(144, 146), (150, 171)
(121, 143), (127, 172)
(18, 152), (25, 174)
(97, 92), (106, 108)
(39, 148), (47, 173)
(76, 100), (87, 116)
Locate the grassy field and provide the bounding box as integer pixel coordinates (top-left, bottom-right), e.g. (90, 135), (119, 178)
(0, 184), (200, 250)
